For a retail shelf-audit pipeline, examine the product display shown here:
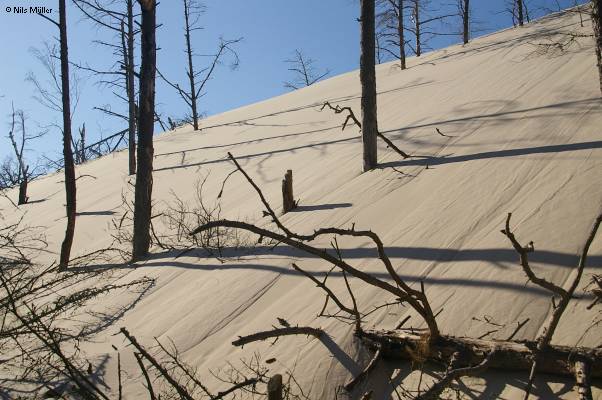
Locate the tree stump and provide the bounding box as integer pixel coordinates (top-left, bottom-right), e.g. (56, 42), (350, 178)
(573, 356), (593, 400)
(282, 170), (295, 213)
(267, 374), (283, 400)
(18, 176), (28, 205)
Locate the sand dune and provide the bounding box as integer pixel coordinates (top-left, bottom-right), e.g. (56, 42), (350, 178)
(2, 7), (601, 399)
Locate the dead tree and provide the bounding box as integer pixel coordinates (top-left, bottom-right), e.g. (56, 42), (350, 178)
(460, 0), (470, 44)
(283, 49), (330, 90)
(504, 0), (529, 27)
(72, 0), (138, 175)
(35, 2), (77, 271)
(132, 0), (157, 261)
(4, 105), (43, 205)
(158, 1), (241, 131)
(183, 0), (202, 130)
(360, 0), (379, 171)
(518, 0), (525, 26)
(126, 0), (137, 174)
(58, 0), (76, 272)
(406, 0), (457, 57)
(376, 0), (407, 69)
(592, 0), (602, 94)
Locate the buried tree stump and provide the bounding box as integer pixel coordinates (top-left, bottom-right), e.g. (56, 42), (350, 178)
(267, 374), (283, 400)
(282, 169), (296, 213)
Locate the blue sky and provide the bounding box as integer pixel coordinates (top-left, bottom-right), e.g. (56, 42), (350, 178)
(0, 0), (585, 165)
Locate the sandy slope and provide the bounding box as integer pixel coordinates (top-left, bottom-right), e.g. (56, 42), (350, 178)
(2, 8), (602, 399)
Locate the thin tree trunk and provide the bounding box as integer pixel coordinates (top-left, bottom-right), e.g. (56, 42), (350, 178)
(58, 0), (76, 271)
(18, 175), (28, 205)
(360, 0), (378, 171)
(414, 0), (421, 56)
(462, 0), (470, 44)
(398, 0), (406, 69)
(132, 0), (156, 261)
(592, 0), (602, 95)
(9, 111), (28, 204)
(517, 0), (524, 26)
(184, 0), (199, 131)
(127, 0), (137, 175)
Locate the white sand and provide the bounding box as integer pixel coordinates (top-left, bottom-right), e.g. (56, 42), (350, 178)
(2, 8), (601, 399)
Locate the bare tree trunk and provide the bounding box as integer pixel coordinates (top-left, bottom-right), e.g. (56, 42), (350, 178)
(414, 0), (421, 56)
(267, 375), (283, 400)
(132, 0), (156, 261)
(462, 0), (470, 44)
(360, 0), (378, 172)
(8, 109), (29, 205)
(282, 170), (295, 213)
(592, 0), (602, 95)
(58, 0), (76, 271)
(18, 175), (28, 205)
(127, 0), (137, 175)
(78, 123), (86, 163)
(517, 0), (524, 26)
(183, 0), (199, 131)
(397, 0), (407, 69)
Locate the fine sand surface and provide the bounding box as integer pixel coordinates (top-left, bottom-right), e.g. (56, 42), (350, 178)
(2, 8), (602, 399)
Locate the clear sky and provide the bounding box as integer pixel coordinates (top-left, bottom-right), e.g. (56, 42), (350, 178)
(0, 0), (586, 165)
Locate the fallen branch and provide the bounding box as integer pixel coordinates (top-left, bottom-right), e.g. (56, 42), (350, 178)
(232, 326), (324, 347)
(320, 102), (410, 159)
(360, 329), (602, 378)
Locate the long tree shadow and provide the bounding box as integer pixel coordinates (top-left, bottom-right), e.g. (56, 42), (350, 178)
(94, 257), (597, 299)
(380, 140), (602, 169)
(380, 97), (601, 137)
(154, 97), (601, 173)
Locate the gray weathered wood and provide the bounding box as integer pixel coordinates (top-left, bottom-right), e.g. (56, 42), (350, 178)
(573, 357), (593, 400)
(360, 329), (602, 378)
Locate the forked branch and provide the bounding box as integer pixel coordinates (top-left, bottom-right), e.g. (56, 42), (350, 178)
(320, 101), (410, 159)
(192, 153), (439, 338)
(501, 212), (602, 399)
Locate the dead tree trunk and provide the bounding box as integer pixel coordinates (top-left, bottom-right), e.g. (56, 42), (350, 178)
(462, 0), (470, 44)
(573, 356), (593, 400)
(592, 0), (602, 95)
(517, 0), (524, 26)
(58, 0), (76, 271)
(360, 329), (602, 378)
(267, 375), (283, 400)
(360, 0), (378, 172)
(132, 0), (156, 261)
(18, 173), (28, 205)
(8, 109), (29, 205)
(127, 0), (137, 175)
(282, 170), (295, 213)
(184, 0), (199, 131)
(414, 0), (421, 56)
(397, 0), (407, 69)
